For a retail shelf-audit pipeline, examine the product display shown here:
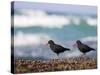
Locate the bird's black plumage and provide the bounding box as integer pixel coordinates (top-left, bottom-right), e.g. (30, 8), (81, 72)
(76, 40), (95, 54)
(48, 40), (70, 56)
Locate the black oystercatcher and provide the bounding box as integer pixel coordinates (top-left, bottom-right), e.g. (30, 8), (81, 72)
(76, 40), (95, 55)
(47, 40), (70, 56)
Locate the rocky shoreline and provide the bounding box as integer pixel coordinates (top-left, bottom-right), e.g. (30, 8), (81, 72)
(14, 57), (97, 73)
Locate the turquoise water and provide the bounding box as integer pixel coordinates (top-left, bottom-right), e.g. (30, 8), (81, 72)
(14, 23), (97, 41)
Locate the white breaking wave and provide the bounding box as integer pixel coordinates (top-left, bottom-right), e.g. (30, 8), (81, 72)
(86, 18), (97, 26)
(71, 17), (81, 25)
(14, 31), (51, 46)
(14, 9), (97, 28)
(14, 9), (70, 28)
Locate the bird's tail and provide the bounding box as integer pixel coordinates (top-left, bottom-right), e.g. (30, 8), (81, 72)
(92, 49), (96, 51)
(64, 48), (70, 51)
(91, 48), (96, 51)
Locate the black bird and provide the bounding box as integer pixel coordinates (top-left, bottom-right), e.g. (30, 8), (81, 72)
(76, 40), (95, 55)
(47, 40), (70, 56)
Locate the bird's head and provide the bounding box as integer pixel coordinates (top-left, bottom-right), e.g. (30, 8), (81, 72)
(45, 40), (54, 47)
(48, 40), (55, 45)
(76, 40), (82, 45)
(73, 40), (81, 47)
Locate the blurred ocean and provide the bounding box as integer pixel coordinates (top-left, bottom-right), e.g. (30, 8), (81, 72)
(11, 2), (97, 60)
